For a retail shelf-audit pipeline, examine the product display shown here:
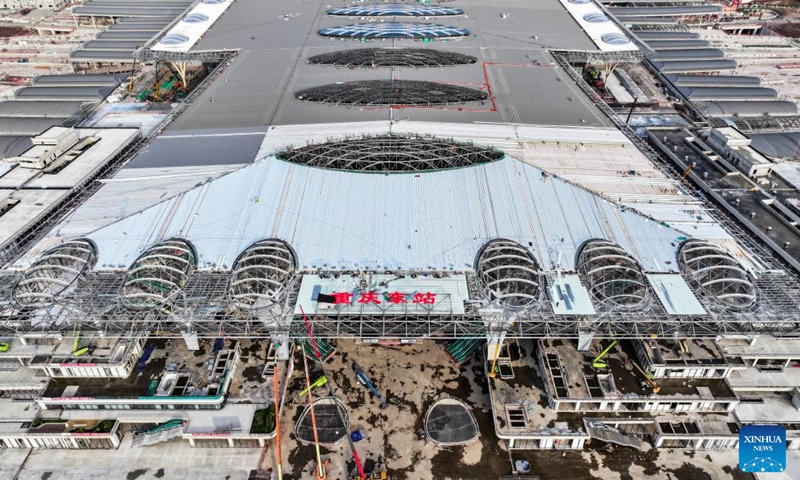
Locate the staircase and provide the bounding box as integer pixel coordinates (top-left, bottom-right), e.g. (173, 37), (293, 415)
(131, 419), (186, 447)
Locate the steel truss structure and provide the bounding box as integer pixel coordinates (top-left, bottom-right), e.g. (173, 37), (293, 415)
(307, 48), (477, 69)
(294, 80), (488, 107)
(276, 134), (503, 172)
(1, 267), (800, 339)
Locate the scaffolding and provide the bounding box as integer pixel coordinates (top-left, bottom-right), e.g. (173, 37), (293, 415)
(294, 80), (488, 107)
(307, 48), (477, 69)
(13, 239), (97, 308)
(276, 134), (503, 172)
(706, 116), (800, 134)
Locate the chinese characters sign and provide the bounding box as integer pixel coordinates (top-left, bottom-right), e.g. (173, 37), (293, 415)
(332, 291), (437, 306)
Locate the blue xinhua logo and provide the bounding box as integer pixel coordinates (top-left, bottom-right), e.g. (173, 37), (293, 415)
(739, 425), (786, 473)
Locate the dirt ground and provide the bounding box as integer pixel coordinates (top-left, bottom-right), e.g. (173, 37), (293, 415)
(263, 341), (754, 480)
(0, 26), (30, 38)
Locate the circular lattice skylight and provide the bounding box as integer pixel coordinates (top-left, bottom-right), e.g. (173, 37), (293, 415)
(307, 48), (477, 68)
(583, 13), (609, 23)
(183, 13), (209, 23)
(601, 33), (631, 46)
(295, 80), (487, 106)
(276, 134), (503, 173)
(161, 33), (190, 46)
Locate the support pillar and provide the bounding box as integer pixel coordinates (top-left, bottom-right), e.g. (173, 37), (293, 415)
(577, 331), (593, 352)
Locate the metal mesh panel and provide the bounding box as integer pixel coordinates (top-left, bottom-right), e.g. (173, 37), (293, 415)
(295, 80), (487, 106)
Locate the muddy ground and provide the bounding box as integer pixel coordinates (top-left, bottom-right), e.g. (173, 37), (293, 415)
(264, 341), (754, 480)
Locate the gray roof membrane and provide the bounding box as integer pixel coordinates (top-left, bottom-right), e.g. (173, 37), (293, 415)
(664, 74), (761, 87)
(652, 59), (737, 73)
(0, 117), (70, 136)
(634, 31), (701, 40)
(0, 100), (89, 118)
(749, 132), (800, 159)
(677, 86), (777, 100)
(31, 74), (127, 87)
(698, 100), (798, 117)
(653, 49), (725, 61)
(0, 135), (33, 158)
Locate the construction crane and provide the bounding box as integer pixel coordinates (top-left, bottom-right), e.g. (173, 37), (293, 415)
(591, 340), (618, 370)
(632, 362), (661, 394)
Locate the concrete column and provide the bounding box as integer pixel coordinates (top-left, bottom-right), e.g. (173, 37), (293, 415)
(70, 437), (79, 448)
(188, 437), (195, 447)
(508, 438), (515, 448)
(694, 438), (704, 449)
(227, 438), (234, 447)
(577, 332), (593, 352)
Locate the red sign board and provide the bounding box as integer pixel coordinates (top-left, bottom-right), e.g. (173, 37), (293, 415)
(59, 363), (97, 367)
(70, 432), (109, 437)
(333, 291), (437, 306)
(191, 433), (231, 438)
(52, 397), (92, 401)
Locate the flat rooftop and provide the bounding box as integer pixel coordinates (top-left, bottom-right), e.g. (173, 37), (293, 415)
(43, 338), (236, 399)
(165, 0), (611, 131)
(542, 339), (737, 400)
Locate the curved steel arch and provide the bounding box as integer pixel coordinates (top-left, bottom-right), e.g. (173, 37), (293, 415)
(576, 239), (649, 310)
(476, 239), (542, 309)
(678, 240), (756, 310)
(307, 48), (477, 68)
(122, 238), (197, 309)
(276, 134), (502, 173)
(13, 239), (97, 308)
(230, 238), (296, 310)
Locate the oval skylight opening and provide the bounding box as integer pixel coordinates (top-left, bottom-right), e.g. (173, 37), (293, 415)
(601, 33), (631, 46)
(583, 13), (609, 24)
(183, 13), (209, 23)
(202, 0), (225, 4)
(161, 33), (190, 46)
(568, 0), (591, 4)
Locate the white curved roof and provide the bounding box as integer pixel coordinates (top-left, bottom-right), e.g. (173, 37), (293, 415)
(85, 147), (685, 274)
(558, 0), (638, 52)
(151, 0), (234, 53)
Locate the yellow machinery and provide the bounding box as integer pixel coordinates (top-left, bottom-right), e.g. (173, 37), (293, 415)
(350, 472), (387, 480)
(632, 362), (661, 394)
(591, 340), (618, 369)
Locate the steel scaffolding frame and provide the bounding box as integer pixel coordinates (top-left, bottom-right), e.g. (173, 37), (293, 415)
(706, 116), (800, 134)
(1, 267), (799, 339)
